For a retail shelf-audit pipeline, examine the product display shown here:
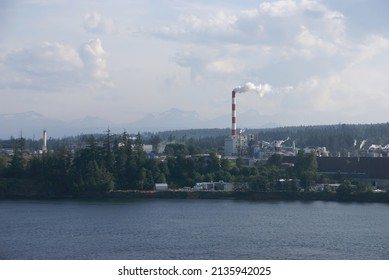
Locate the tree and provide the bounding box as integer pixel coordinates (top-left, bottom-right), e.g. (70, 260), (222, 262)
(8, 137), (26, 177)
(294, 151), (318, 191)
(164, 143), (188, 157)
(150, 134), (162, 152)
(83, 160), (115, 192)
(267, 154), (283, 167)
(336, 180), (354, 199)
(0, 156), (9, 176)
(103, 128), (115, 173)
(41, 146), (73, 194)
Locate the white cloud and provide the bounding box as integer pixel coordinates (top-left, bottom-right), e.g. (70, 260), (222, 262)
(239, 9), (259, 19)
(294, 25), (338, 57)
(206, 59), (243, 74)
(178, 11), (237, 33)
(79, 39), (108, 79)
(154, 10), (239, 42)
(259, 0), (297, 17)
(173, 50), (205, 80)
(82, 12), (115, 34)
(347, 35), (389, 68)
(1, 39), (110, 90)
(301, 0), (346, 40)
(291, 34), (389, 116)
(7, 41), (83, 75)
(3, 0), (388, 128)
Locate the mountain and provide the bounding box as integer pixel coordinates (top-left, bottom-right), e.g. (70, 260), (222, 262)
(0, 109), (282, 139)
(127, 108), (205, 131)
(0, 111), (66, 139)
(0, 112), (113, 139)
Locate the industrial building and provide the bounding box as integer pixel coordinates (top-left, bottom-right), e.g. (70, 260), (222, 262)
(222, 87), (389, 186)
(155, 183), (168, 191)
(224, 90), (297, 158)
(224, 133), (255, 157)
(282, 156), (389, 187)
(193, 181), (234, 191)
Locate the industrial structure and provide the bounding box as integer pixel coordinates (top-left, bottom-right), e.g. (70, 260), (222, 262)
(42, 129), (47, 153)
(224, 90), (297, 159)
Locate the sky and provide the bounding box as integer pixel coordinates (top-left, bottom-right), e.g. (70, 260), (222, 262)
(1, 0), (389, 130)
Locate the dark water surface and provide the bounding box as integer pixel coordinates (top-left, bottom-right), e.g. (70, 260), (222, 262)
(1, 199), (389, 259)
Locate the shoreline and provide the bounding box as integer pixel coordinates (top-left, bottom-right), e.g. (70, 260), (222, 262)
(1, 189), (389, 203)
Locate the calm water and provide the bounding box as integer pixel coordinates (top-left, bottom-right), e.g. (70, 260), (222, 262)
(0, 198), (389, 260)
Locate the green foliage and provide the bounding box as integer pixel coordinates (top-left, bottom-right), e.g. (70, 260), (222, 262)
(2, 128), (386, 199)
(8, 137), (27, 178)
(293, 151), (318, 191)
(336, 180), (354, 199)
(0, 157), (9, 176)
(164, 143), (188, 157)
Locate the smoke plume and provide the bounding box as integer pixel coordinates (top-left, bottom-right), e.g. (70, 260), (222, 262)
(233, 82), (272, 96)
(359, 140), (367, 150)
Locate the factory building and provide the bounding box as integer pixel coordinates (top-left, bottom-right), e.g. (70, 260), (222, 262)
(224, 134), (255, 157)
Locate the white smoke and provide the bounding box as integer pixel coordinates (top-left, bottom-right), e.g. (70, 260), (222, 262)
(359, 140), (367, 150)
(233, 82), (272, 96)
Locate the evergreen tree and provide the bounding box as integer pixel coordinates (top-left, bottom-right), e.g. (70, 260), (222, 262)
(8, 137), (26, 177)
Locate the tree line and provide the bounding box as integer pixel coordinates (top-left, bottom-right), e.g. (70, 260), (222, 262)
(3, 123), (389, 156)
(0, 130), (323, 196)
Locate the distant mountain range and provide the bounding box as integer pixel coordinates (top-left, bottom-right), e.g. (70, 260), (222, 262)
(0, 109), (281, 139)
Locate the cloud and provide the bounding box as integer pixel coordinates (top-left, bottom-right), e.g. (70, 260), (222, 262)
(239, 9), (259, 19)
(206, 59), (243, 74)
(293, 25), (338, 57)
(79, 39), (109, 79)
(6, 41), (83, 75)
(0, 39), (110, 90)
(173, 50), (202, 80)
(299, 0), (346, 46)
(259, 0), (297, 17)
(347, 35), (389, 68)
(182, 11), (237, 33)
(154, 10), (239, 43)
(82, 12), (115, 34)
(291, 35), (389, 116)
(148, 0), (388, 124)
(151, 0), (346, 51)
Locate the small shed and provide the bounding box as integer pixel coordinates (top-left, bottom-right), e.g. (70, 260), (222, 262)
(155, 183), (168, 191)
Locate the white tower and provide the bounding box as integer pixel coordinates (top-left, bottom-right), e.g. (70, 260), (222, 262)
(42, 129), (47, 152)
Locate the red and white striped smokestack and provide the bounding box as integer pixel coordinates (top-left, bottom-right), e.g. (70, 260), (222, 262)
(232, 90), (236, 136)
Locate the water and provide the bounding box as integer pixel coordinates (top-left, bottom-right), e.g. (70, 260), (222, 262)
(0, 198), (389, 259)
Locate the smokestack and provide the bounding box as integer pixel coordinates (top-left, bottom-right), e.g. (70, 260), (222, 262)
(232, 91), (236, 136)
(43, 129), (47, 152)
(230, 82), (275, 136)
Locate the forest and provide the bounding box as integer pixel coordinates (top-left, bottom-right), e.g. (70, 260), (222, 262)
(1, 123), (389, 199)
(0, 130), (320, 196)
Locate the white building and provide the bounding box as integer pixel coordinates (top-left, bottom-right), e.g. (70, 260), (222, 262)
(224, 134), (255, 157)
(193, 181), (234, 191)
(155, 183), (168, 191)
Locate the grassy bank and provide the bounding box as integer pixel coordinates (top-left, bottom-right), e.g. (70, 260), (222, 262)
(1, 181), (389, 203)
(86, 190), (389, 203)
